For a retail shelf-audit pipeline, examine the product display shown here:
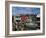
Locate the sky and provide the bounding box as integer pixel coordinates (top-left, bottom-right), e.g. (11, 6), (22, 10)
(12, 7), (40, 16)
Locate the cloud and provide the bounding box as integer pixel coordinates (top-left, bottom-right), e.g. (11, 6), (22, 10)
(12, 7), (40, 16)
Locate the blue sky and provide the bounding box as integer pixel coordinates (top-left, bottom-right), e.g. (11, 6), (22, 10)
(12, 7), (40, 16)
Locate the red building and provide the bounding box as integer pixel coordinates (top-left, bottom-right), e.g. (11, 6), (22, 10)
(21, 16), (28, 21)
